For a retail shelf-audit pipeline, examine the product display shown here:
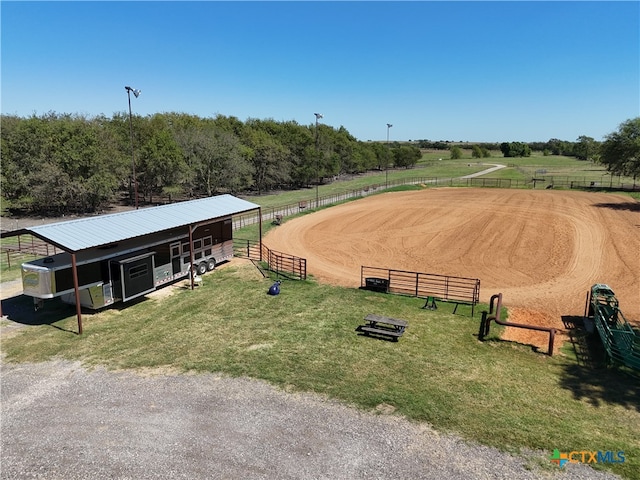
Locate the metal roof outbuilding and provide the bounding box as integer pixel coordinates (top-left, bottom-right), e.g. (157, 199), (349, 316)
(3, 194), (260, 252)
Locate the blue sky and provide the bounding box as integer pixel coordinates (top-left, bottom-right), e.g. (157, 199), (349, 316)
(2, 1), (638, 142)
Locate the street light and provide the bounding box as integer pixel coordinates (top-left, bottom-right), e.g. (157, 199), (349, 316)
(386, 123), (393, 189)
(314, 113), (323, 208)
(125, 86), (141, 208)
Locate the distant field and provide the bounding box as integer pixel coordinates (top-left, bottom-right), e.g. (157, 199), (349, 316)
(247, 153), (638, 209)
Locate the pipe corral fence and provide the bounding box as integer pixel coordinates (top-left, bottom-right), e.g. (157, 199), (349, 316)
(585, 284), (640, 371)
(234, 239), (307, 281)
(478, 293), (557, 356)
(360, 265), (480, 317)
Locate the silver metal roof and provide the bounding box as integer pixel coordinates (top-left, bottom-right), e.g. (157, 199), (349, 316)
(23, 195), (260, 252)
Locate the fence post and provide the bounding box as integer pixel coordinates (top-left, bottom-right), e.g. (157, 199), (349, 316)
(548, 329), (556, 357)
(479, 311), (488, 340)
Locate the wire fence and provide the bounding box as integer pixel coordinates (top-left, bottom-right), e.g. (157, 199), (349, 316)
(233, 174), (639, 229)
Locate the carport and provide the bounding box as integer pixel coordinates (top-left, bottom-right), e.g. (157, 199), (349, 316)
(0, 195), (262, 334)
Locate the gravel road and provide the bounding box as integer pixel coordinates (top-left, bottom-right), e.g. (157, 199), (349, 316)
(1, 359), (620, 480)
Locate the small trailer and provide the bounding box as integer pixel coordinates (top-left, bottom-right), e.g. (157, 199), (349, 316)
(5, 195), (261, 313)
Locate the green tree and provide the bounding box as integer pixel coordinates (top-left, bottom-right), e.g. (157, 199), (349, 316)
(546, 138), (573, 156)
(599, 118), (640, 181)
(172, 118), (252, 197)
(450, 145), (463, 159)
(471, 145), (483, 159)
(574, 135), (598, 161)
(353, 142), (379, 172)
(1, 113), (121, 214)
(138, 125), (186, 204)
(393, 145), (422, 168)
(245, 129), (290, 194)
(500, 142), (531, 158)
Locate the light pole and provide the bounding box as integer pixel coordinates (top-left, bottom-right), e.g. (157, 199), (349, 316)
(314, 113), (323, 207)
(386, 123), (393, 189)
(125, 86), (141, 209)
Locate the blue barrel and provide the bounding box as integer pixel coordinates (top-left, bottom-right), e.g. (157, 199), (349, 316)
(267, 281), (281, 296)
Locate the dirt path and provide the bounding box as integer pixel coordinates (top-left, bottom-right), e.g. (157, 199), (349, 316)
(264, 188), (640, 349)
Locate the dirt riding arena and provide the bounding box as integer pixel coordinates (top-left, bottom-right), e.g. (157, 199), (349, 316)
(265, 188), (640, 351)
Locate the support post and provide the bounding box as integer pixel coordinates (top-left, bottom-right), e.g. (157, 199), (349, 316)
(189, 225), (195, 290)
(71, 253), (83, 335)
(548, 329), (556, 357)
(259, 207), (263, 262)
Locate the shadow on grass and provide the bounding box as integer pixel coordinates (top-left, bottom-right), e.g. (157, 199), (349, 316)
(477, 336), (550, 355)
(560, 315), (640, 412)
(1, 294), (77, 333)
(1, 293), (150, 334)
(562, 315), (607, 368)
(354, 331), (401, 343)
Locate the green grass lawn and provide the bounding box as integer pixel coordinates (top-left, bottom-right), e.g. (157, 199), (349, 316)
(2, 155), (639, 477)
(242, 154), (637, 209)
(2, 263), (639, 479)
(0, 248), (38, 283)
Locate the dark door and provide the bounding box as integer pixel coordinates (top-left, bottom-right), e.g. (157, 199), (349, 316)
(170, 243), (182, 275)
(118, 253), (156, 302)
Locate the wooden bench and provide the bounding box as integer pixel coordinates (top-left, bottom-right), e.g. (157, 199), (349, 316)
(356, 314), (408, 341)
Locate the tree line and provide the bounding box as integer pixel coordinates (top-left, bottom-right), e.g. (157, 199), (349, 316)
(1, 112), (421, 215)
(2, 113), (637, 216)
(422, 118), (640, 182)
(419, 134), (614, 162)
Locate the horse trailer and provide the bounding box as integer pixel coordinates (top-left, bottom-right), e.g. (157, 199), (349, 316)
(10, 195), (261, 311)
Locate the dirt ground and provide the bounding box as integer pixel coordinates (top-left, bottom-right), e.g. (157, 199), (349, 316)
(264, 188), (640, 351)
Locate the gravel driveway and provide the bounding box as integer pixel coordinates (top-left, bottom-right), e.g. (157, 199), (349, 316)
(1, 360), (620, 480)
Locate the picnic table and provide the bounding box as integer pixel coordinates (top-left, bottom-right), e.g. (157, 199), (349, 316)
(356, 314), (408, 341)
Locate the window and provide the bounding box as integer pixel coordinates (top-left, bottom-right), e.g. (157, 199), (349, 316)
(194, 239), (202, 250)
(129, 264), (148, 280)
(203, 237), (212, 247)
